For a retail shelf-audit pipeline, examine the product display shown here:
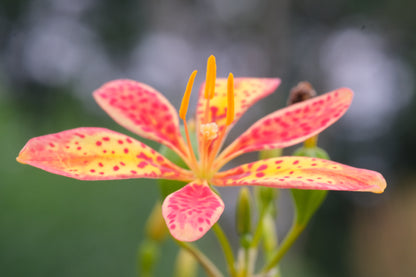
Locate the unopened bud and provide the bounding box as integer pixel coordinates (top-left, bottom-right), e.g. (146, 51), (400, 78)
(173, 248), (198, 277)
(255, 186), (277, 215)
(236, 187), (252, 236)
(138, 239), (159, 277)
(145, 202), (168, 242)
(287, 81), (317, 106)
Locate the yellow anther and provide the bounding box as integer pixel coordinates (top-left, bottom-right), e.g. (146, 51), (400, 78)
(179, 70), (197, 120)
(226, 72), (235, 126)
(204, 55), (217, 99)
(200, 122), (219, 141)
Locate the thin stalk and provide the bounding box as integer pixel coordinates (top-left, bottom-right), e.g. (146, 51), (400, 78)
(250, 207), (268, 248)
(212, 223), (237, 277)
(260, 223), (306, 273)
(175, 240), (224, 277)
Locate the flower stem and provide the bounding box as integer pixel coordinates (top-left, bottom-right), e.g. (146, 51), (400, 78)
(260, 222), (306, 273)
(212, 223), (237, 277)
(175, 240), (224, 277)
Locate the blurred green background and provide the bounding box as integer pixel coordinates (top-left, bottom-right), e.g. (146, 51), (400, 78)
(1, 0), (416, 276)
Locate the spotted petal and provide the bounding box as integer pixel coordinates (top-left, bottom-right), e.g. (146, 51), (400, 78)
(17, 127), (193, 181)
(197, 78), (280, 132)
(218, 88), (353, 164)
(162, 181), (224, 242)
(212, 156), (386, 193)
(94, 79), (188, 158)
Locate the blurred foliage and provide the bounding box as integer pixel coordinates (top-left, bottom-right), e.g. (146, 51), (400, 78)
(1, 0), (416, 276)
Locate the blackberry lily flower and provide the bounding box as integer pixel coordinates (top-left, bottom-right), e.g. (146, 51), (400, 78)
(17, 56), (386, 242)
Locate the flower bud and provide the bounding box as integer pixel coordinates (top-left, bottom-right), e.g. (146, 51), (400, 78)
(173, 248), (198, 277)
(287, 81), (316, 105)
(236, 187), (252, 236)
(145, 202), (168, 242)
(138, 239), (159, 277)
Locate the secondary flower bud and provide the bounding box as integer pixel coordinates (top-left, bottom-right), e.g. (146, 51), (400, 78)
(236, 187), (252, 236)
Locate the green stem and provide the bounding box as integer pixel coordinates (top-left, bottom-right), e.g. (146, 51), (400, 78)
(212, 223), (237, 277)
(175, 240), (224, 277)
(261, 223), (306, 273)
(250, 207), (268, 248)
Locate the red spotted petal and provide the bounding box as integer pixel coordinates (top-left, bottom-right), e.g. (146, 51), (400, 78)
(219, 88), (353, 164)
(162, 181), (224, 242)
(212, 157), (386, 193)
(196, 78), (280, 132)
(94, 79), (188, 158)
(17, 127), (193, 181)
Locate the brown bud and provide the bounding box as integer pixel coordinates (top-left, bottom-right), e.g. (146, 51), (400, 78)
(287, 81), (317, 105)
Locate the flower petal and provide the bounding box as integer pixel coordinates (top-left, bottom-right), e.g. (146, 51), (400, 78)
(162, 181), (224, 241)
(94, 79), (188, 158)
(212, 156), (386, 193)
(219, 88), (353, 164)
(197, 78), (281, 132)
(17, 127), (193, 181)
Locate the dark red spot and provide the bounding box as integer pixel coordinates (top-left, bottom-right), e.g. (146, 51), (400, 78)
(99, 172), (104, 175)
(156, 156), (164, 163)
(289, 171), (294, 174)
(98, 162), (103, 167)
(131, 170), (137, 174)
(103, 150), (107, 153)
(198, 227), (203, 232)
(124, 148), (129, 153)
(275, 160), (283, 164)
(256, 172), (265, 178)
(118, 140), (124, 144)
(90, 169), (96, 173)
(120, 162), (126, 166)
(137, 161), (148, 168)
(103, 137), (110, 141)
(257, 164), (268, 171)
(126, 138), (133, 143)
(311, 163), (317, 166)
(170, 224), (176, 230)
(77, 146), (82, 150)
(293, 160), (299, 165)
(96, 141), (102, 146)
(307, 179), (314, 182)
(113, 166), (119, 171)
(49, 143), (55, 147)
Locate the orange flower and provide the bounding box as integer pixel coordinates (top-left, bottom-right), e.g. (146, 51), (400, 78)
(17, 55), (386, 241)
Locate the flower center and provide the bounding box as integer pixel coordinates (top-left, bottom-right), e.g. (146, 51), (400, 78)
(200, 123), (219, 141)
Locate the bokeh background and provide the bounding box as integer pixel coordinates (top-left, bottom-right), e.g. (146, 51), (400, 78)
(1, 0), (415, 276)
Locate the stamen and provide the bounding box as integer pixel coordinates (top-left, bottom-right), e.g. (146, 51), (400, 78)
(204, 55), (217, 99)
(200, 123), (219, 141)
(179, 70), (199, 173)
(205, 72), (235, 173)
(226, 73), (235, 126)
(179, 70), (197, 120)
